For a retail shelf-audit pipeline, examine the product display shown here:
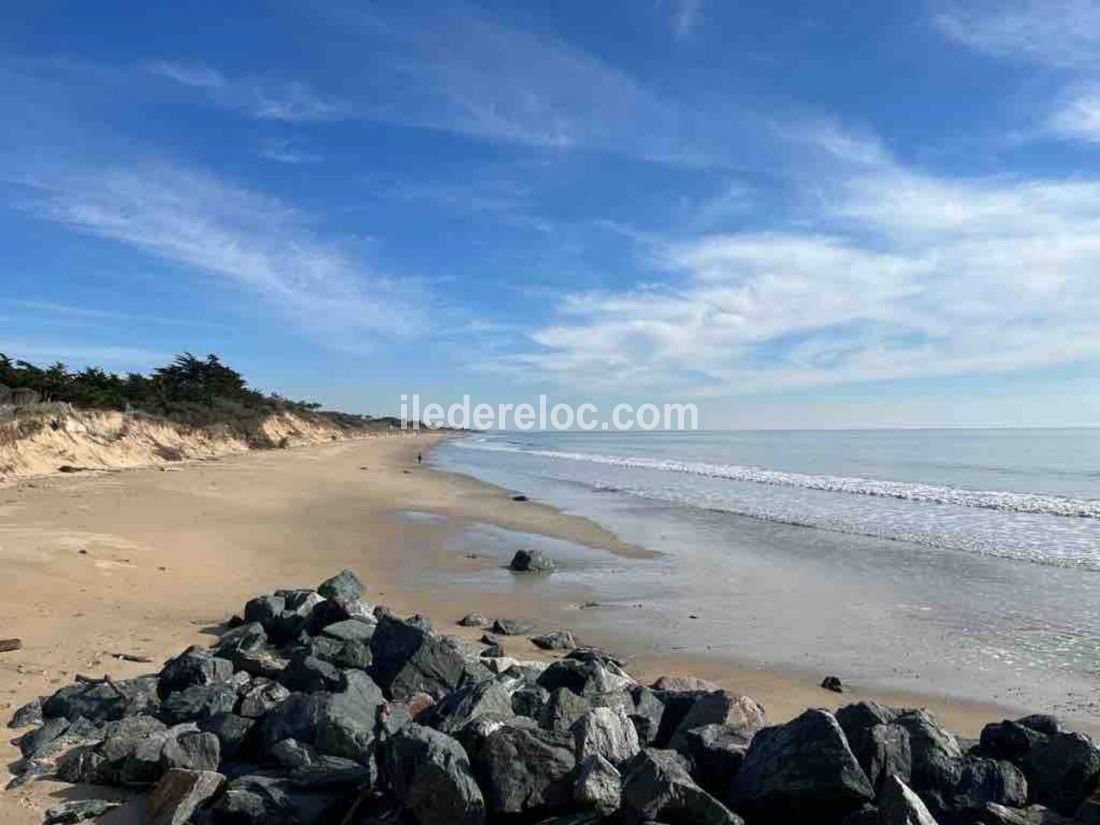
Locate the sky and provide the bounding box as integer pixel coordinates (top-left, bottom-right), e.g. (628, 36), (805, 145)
(2, 0), (1100, 429)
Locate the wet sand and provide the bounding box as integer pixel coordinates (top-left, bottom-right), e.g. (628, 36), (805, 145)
(0, 433), (1069, 823)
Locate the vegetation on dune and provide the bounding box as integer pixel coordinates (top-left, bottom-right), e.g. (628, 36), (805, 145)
(0, 352), (378, 435)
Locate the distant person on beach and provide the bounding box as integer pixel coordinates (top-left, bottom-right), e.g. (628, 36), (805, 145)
(417, 453), (422, 464)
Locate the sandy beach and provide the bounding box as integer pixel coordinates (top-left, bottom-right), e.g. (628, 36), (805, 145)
(0, 434), (1066, 823)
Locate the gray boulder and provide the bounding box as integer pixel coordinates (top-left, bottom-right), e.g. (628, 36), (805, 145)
(573, 752), (622, 815)
(318, 569), (365, 601)
(668, 691), (766, 751)
(161, 730), (221, 772)
(385, 723), (486, 825)
(678, 723), (750, 799)
(370, 615), (491, 700)
(729, 708), (874, 819)
(879, 774), (937, 825)
(239, 679), (291, 719)
(159, 683), (238, 724)
(572, 705), (641, 765)
(280, 652), (345, 693)
(473, 724), (577, 814)
(509, 549), (555, 572)
(620, 747), (743, 824)
(895, 710), (964, 794)
(147, 768), (225, 825)
(42, 674), (159, 722)
(532, 631), (577, 651)
(492, 617), (536, 635)
(159, 648), (235, 697)
(422, 679), (514, 735)
(200, 712), (254, 761)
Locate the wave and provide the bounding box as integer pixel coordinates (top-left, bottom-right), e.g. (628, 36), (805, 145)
(453, 441), (1100, 520)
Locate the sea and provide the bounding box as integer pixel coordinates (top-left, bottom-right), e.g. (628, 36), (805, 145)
(433, 429), (1100, 720)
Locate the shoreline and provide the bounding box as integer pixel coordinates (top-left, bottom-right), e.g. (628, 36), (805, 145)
(0, 432), (1088, 821)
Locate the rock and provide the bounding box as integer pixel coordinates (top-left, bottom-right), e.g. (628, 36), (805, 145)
(473, 724), (576, 814)
(492, 618), (536, 636)
(318, 569), (365, 601)
(651, 675), (722, 693)
(43, 799), (121, 824)
(280, 652), (345, 693)
(370, 615), (491, 701)
(206, 772), (341, 823)
(950, 756), (1028, 813)
(979, 802), (1078, 824)
(314, 672), (385, 760)
(159, 683), (238, 724)
(271, 737), (317, 768)
(573, 753), (622, 815)
(239, 679), (291, 719)
(619, 747), (743, 824)
(290, 754), (373, 790)
(978, 718), (1100, 815)
(509, 549), (555, 572)
(895, 709), (964, 794)
(879, 774), (937, 825)
(161, 730), (221, 772)
(8, 697), (43, 728)
(422, 679), (514, 735)
(842, 804), (879, 824)
(537, 658), (634, 697)
(481, 643), (505, 659)
(320, 618), (376, 642)
(836, 702), (911, 791)
(200, 713), (254, 761)
(42, 674), (159, 722)
(385, 723), (486, 825)
(458, 613), (487, 627)
(481, 632), (503, 646)
(244, 594), (286, 627)
(512, 684), (549, 720)
(511, 494), (529, 501)
(147, 768), (225, 825)
(532, 631), (577, 651)
(729, 708), (874, 819)
(1023, 731), (1100, 814)
(100, 714), (168, 764)
(573, 705), (641, 765)
(541, 686), (592, 733)
(257, 692), (329, 753)
(678, 723), (750, 799)
(981, 719), (1047, 762)
(667, 691), (766, 751)
(629, 687), (665, 745)
(18, 716), (72, 759)
(55, 745), (109, 784)
(159, 647), (234, 697)
(822, 675), (844, 693)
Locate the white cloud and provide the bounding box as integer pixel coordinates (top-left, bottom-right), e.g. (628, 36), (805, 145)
(1048, 88), (1100, 143)
(934, 0), (1100, 69)
(256, 137), (323, 164)
(661, 0), (704, 39)
(330, 9), (745, 167)
(512, 141), (1100, 395)
(147, 61), (347, 122)
(18, 163), (421, 350)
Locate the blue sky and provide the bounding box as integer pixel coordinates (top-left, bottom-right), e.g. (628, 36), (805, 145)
(2, 0), (1100, 428)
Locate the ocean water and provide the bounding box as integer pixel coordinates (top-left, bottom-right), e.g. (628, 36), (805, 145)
(433, 429), (1100, 719)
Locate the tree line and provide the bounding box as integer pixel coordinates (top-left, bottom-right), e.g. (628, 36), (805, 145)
(0, 352), (362, 430)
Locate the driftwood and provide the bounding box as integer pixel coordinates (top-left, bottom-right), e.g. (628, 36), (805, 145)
(110, 652), (153, 663)
(0, 638), (22, 653)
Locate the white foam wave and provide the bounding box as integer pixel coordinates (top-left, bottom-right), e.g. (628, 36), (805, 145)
(454, 441), (1100, 519)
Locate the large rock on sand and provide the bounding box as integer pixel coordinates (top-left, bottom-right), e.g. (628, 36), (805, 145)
(385, 723), (486, 825)
(729, 708), (873, 819)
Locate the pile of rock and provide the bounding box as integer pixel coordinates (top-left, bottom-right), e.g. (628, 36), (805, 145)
(8, 569), (1100, 825)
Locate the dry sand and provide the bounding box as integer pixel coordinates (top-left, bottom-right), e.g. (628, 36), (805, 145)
(0, 433), (1059, 822)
